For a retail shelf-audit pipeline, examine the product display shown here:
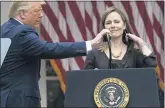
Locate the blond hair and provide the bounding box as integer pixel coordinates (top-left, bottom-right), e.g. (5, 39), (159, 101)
(8, 0), (46, 18)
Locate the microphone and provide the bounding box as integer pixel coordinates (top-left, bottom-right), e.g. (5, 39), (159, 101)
(102, 33), (112, 69)
(103, 33), (111, 42)
(106, 33), (112, 69)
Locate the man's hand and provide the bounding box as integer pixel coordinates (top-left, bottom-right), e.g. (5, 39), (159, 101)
(90, 29), (110, 49)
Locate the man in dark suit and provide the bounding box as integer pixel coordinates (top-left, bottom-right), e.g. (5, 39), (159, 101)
(0, 1), (109, 107)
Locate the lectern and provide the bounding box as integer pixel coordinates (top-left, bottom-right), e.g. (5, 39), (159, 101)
(64, 68), (160, 107)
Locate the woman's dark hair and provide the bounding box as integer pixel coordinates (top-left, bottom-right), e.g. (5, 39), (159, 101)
(100, 6), (134, 46)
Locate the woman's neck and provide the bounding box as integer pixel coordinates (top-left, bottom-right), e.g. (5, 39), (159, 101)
(111, 36), (123, 48)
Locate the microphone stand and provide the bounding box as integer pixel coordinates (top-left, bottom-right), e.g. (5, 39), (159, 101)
(107, 34), (112, 69)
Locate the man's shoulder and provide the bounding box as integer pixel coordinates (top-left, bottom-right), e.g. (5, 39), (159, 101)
(1, 25), (38, 40)
(1, 20), (36, 36)
(2, 19), (35, 31)
(15, 25), (35, 32)
(1, 20), (14, 35)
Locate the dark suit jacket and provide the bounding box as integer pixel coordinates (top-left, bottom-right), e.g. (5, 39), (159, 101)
(0, 18), (87, 107)
(84, 44), (157, 69)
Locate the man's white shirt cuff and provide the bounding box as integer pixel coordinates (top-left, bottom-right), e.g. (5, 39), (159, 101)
(86, 41), (92, 53)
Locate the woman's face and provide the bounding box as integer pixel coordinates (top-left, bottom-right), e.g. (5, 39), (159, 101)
(104, 11), (125, 39)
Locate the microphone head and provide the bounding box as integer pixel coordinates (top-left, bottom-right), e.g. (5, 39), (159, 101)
(107, 33), (111, 41)
(103, 33), (111, 42)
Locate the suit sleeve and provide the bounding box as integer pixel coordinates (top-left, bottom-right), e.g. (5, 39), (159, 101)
(19, 32), (87, 59)
(136, 49), (157, 68)
(84, 50), (95, 69)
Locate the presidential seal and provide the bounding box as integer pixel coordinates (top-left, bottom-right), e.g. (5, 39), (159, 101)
(94, 78), (129, 108)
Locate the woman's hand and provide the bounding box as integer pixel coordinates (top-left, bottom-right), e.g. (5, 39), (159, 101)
(126, 33), (152, 56)
(126, 33), (146, 48)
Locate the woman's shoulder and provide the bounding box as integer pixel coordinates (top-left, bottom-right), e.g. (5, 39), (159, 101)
(127, 43), (141, 53)
(87, 48), (102, 55)
(132, 48), (141, 52)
